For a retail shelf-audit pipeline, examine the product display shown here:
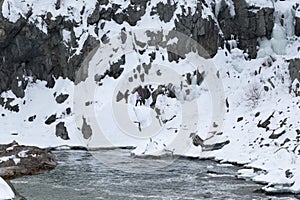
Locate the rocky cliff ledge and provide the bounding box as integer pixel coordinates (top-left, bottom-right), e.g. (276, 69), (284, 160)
(0, 0), (294, 97)
(0, 141), (57, 180)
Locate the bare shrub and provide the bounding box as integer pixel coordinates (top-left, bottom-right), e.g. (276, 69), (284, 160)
(243, 83), (262, 108)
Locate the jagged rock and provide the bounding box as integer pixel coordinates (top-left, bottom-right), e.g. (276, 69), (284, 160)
(288, 58), (300, 82)
(0, 0), (277, 95)
(97, 1), (149, 26)
(87, 3), (101, 25)
(150, 0), (177, 23)
(202, 140), (230, 151)
(28, 115), (36, 122)
(55, 93), (69, 104)
(257, 112), (274, 129)
(295, 16), (300, 37)
(108, 55), (125, 79)
(0, 97), (19, 112)
(45, 114), (57, 125)
(193, 135), (204, 147)
(0, 141), (57, 180)
(269, 129), (286, 139)
(82, 117), (92, 140)
(116, 90), (129, 103)
(55, 122), (70, 140)
(217, 0), (274, 58)
(0, 11), (99, 98)
(55, 0), (61, 10)
(174, 3), (222, 59)
(237, 117), (243, 122)
(66, 107), (71, 115)
(95, 54), (125, 84)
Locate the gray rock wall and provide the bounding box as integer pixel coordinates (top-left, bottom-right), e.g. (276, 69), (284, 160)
(1, 0), (300, 97)
(296, 16), (300, 36)
(288, 58), (300, 82)
(0, 11), (98, 98)
(217, 0), (274, 58)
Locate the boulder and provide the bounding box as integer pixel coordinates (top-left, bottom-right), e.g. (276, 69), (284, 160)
(55, 122), (70, 140)
(0, 141), (57, 180)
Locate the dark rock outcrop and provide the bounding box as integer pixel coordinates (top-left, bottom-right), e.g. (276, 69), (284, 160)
(55, 93), (69, 104)
(0, 141), (57, 180)
(90, 0), (150, 26)
(45, 114), (57, 125)
(295, 16), (300, 36)
(55, 122), (70, 140)
(174, 3), (222, 59)
(217, 0), (274, 58)
(257, 112), (274, 130)
(0, 97), (19, 112)
(0, 0), (279, 98)
(95, 54), (125, 85)
(293, 9), (300, 37)
(82, 117), (92, 140)
(288, 58), (300, 82)
(150, 0), (177, 23)
(28, 115), (36, 122)
(0, 8), (99, 98)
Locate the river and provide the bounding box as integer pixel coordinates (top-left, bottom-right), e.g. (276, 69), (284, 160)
(11, 149), (299, 200)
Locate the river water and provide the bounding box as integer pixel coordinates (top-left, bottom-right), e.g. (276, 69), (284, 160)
(12, 149), (298, 200)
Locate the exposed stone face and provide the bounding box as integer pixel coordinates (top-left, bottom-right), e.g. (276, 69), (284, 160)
(0, 12), (99, 98)
(217, 0), (274, 58)
(55, 122), (70, 140)
(90, 0), (150, 26)
(288, 58), (300, 82)
(174, 3), (222, 59)
(45, 114), (57, 125)
(0, 141), (57, 180)
(0, 97), (19, 112)
(82, 117), (92, 140)
(55, 93), (69, 104)
(150, 0), (177, 23)
(0, 0), (279, 97)
(295, 17), (300, 37)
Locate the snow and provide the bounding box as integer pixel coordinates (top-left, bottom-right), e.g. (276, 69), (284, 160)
(1, 0), (300, 195)
(0, 177), (14, 200)
(215, 0), (235, 17)
(245, 0), (273, 8)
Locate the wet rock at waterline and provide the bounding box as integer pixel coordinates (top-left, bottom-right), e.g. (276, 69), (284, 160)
(0, 141), (57, 180)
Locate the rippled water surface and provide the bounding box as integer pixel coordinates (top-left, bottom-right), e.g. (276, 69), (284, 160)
(12, 149), (299, 200)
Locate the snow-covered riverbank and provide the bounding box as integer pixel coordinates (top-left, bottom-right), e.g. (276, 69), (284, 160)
(0, 0), (300, 195)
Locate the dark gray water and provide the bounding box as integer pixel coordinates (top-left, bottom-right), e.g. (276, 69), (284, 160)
(12, 149), (298, 200)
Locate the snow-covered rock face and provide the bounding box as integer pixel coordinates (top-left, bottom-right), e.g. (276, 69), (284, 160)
(1, 0), (300, 195)
(0, 0), (294, 98)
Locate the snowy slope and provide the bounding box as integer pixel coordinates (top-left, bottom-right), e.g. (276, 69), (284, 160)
(0, 178), (14, 200)
(1, 0), (300, 195)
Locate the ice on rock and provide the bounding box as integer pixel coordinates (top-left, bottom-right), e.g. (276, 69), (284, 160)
(257, 37), (274, 58)
(271, 23), (287, 55)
